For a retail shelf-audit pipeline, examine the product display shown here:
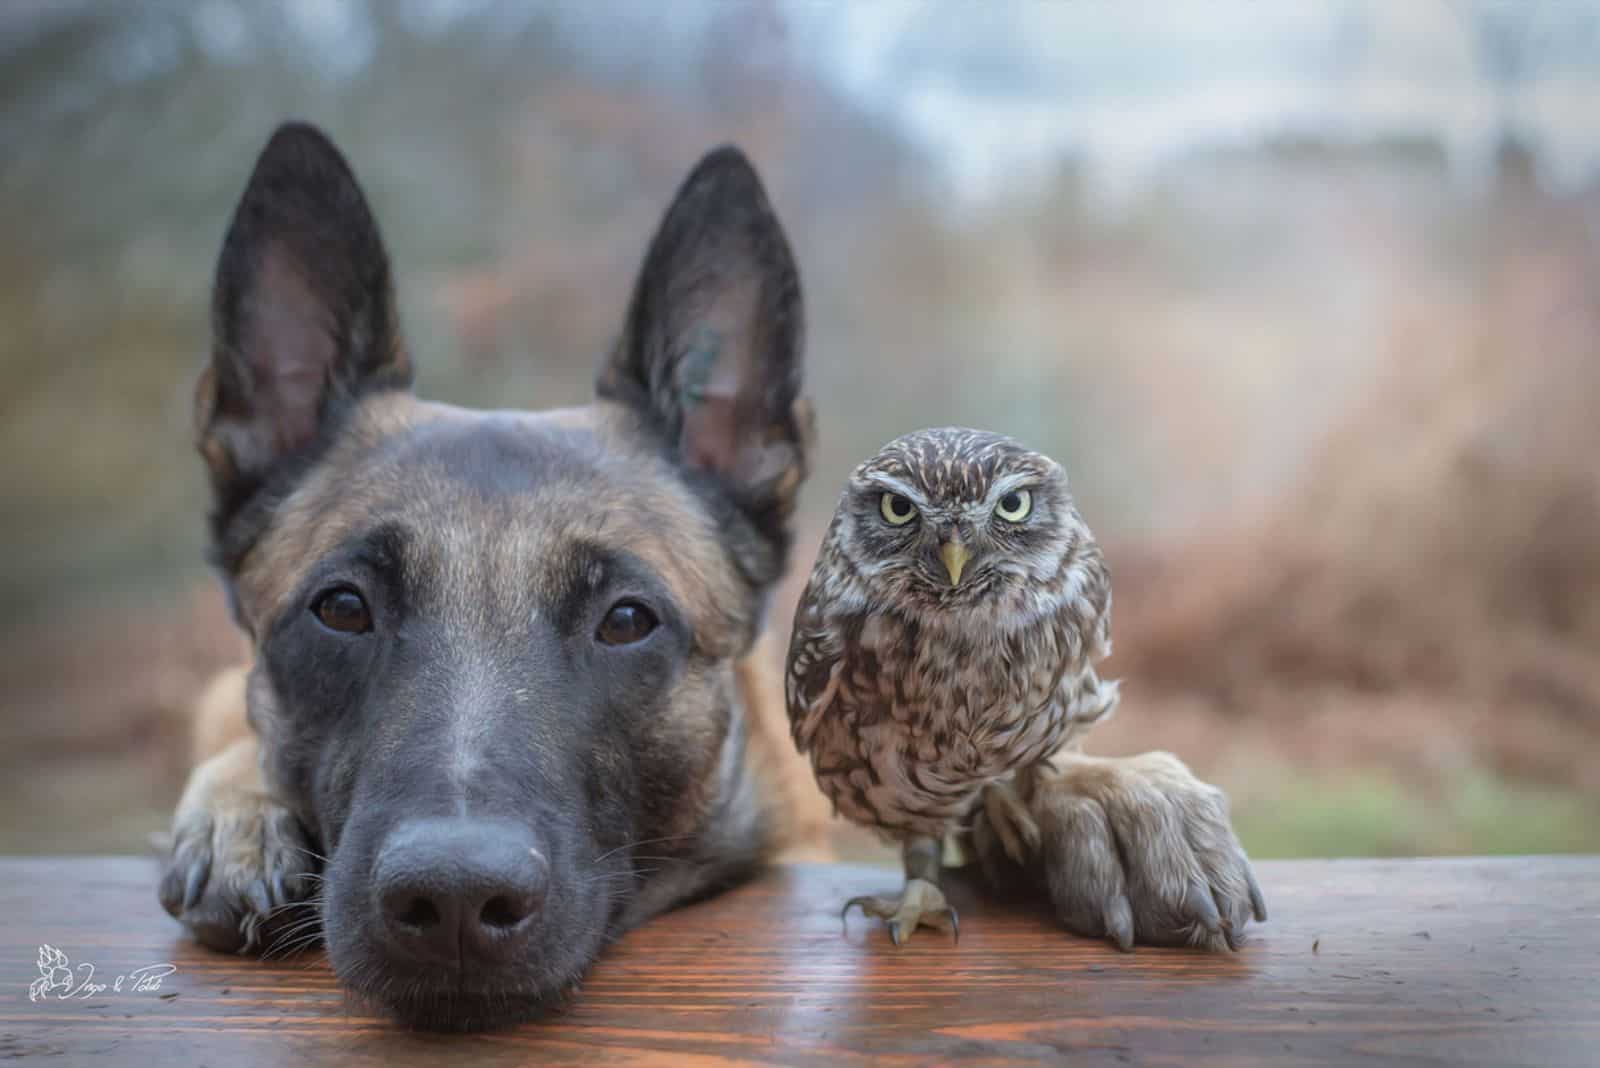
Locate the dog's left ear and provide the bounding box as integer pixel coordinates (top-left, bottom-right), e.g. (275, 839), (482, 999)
(599, 146), (812, 561)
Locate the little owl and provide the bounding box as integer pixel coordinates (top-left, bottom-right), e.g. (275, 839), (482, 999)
(787, 427), (1119, 942)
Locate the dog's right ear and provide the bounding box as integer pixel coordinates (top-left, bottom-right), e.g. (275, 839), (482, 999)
(196, 122), (410, 539)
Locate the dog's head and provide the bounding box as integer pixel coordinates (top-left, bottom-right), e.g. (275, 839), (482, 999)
(196, 123), (810, 1029)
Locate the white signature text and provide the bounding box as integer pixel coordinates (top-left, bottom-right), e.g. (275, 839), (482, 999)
(27, 945), (177, 1003)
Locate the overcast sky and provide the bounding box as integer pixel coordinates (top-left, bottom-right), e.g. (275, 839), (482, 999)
(779, 0), (1600, 199)
(9, 1), (1600, 200)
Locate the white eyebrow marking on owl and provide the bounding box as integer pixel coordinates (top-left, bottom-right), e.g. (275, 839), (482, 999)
(982, 471), (1043, 507)
(861, 474), (924, 501)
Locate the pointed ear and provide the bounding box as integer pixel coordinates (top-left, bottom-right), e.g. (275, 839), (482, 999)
(196, 121), (410, 537)
(598, 145), (812, 560)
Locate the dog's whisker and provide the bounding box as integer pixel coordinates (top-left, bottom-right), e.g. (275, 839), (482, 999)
(261, 897), (316, 921)
(265, 935), (323, 962)
(271, 910), (323, 934)
(262, 926), (324, 961)
(263, 909), (323, 939)
(285, 843), (332, 865)
(589, 833), (697, 865)
(265, 915), (323, 944)
(577, 866), (659, 887)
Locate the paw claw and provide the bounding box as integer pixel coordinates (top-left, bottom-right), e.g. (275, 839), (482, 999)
(182, 857), (209, 912)
(1247, 870), (1269, 922)
(161, 795), (318, 956)
(1027, 754), (1265, 953)
(246, 879), (272, 917)
(1105, 894), (1135, 952)
(1185, 876), (1223, 935)
(984, 780), (1042, 865)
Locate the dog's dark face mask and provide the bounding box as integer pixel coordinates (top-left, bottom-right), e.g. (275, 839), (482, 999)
(195, 123), (810, 1030)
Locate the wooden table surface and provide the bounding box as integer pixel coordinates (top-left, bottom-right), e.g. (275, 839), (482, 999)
(1, 856), (1594, 1066)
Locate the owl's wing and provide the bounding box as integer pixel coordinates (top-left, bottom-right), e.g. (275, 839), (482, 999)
(1040, 541), (1121, 734)
(784, 595), (849, 755)
(1055, 664), (1121, 732)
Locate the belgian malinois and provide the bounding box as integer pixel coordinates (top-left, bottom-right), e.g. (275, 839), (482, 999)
(161, 123), (1263, 1032)
(158, 120), (825, 1030)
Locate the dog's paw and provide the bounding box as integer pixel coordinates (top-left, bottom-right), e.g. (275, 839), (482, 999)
(975, 751), (1265, 951)
(158, 791), (319, 955)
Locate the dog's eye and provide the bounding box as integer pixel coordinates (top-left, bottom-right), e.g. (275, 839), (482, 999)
(312, 588), (372, 634)
(597, 601), (657, 646)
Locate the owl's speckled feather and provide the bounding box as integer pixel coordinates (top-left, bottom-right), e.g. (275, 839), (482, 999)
(786, 427), (1118, 839)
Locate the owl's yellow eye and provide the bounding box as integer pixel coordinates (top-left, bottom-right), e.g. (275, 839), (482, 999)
(995, 488), (1032, 522)
(880, 492), (918, 526)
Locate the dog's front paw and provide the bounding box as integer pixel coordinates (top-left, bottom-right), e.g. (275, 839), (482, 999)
(159, 788), (319, 955)
(976, 751), (1265, 951)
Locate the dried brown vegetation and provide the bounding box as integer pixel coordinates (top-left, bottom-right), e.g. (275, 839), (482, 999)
(1109, 185), (1600, 797)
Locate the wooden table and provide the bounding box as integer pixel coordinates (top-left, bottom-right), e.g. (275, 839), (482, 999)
(1, 857), (1594, 1066)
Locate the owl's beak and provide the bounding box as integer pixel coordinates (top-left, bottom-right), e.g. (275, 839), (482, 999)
(939, 540), (970, 586)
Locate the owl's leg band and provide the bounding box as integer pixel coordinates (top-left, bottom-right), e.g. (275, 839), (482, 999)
(841, 835), (959, 945)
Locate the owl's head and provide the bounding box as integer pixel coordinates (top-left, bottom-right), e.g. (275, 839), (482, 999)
(838, 427), (1086, 609)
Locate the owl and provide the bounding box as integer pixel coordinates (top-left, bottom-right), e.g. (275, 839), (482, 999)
(786, 427), (1119, 943)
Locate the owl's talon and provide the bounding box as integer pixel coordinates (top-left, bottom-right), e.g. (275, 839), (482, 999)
(839, 877), (956, 946)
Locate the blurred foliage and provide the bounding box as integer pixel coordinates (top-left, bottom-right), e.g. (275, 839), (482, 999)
(1235, 773), (1599, 859)
(2, 1), (1598, 856)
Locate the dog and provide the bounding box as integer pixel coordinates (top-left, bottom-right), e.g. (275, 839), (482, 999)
(161, 122), (1263, 1032)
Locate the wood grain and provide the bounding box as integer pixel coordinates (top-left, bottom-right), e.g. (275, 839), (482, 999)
(1, 857), (1594, 1066)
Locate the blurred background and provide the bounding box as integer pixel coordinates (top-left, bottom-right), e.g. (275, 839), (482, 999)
(3, 0), (1598, 858)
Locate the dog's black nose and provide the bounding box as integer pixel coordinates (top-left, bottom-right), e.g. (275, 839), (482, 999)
(373, 819), (549, 964)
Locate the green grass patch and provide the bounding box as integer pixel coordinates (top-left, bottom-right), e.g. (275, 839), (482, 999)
(1234, 770), (1600, 858)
